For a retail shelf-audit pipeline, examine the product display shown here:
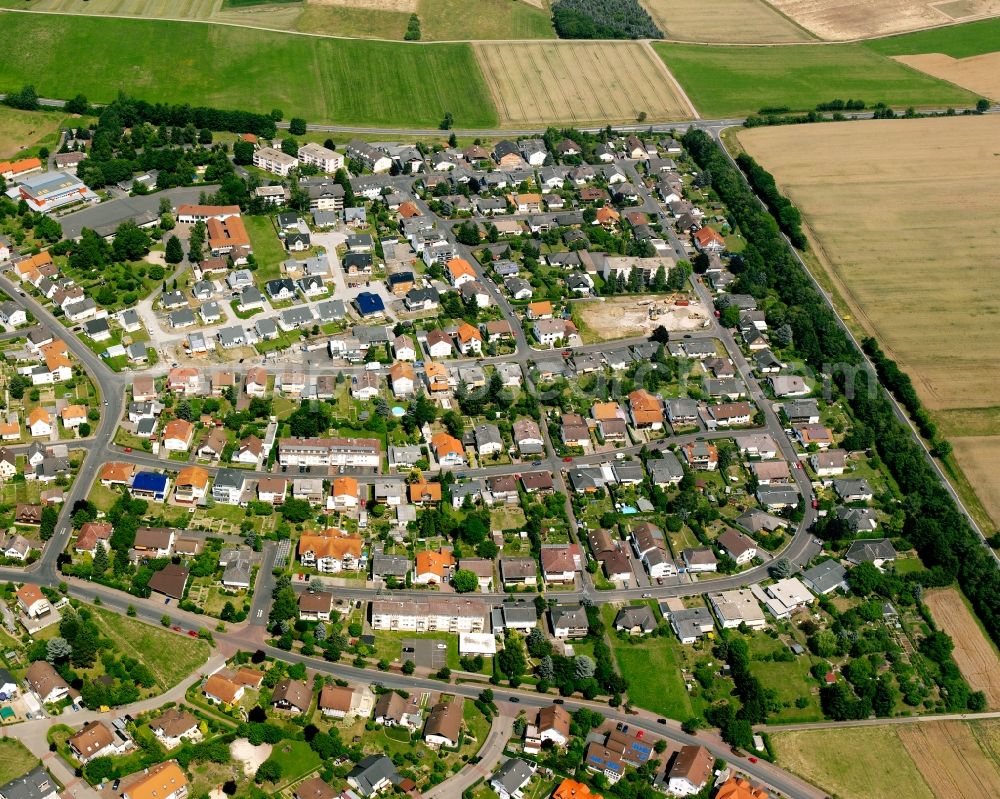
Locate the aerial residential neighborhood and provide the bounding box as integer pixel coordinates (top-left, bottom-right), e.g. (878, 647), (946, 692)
(0, 5), (995, 799)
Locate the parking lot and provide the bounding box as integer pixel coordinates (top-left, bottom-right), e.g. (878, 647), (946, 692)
(402, 638), (448, 669)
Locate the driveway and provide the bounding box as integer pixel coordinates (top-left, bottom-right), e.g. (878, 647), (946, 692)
(424, 711), (515, 799)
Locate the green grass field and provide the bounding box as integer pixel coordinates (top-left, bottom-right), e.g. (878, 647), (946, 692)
(0, 13), (498, 128)
(0, 739), (38, 785)
(263, 739), (320, 788)
(419, 0), (554, 40)
(866, 17), (1000, 58)
(654, 41), (978, 117)
(91, 607), (211, 691)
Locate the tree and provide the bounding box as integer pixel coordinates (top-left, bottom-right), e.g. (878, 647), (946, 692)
(452, 569), (479, 593)
(40, 506), (58, 541)
(977, 98), (990, 113)
(165, 235), (184, 264)
(280, 498), (313, 523)
(769, 558), (792, 578)
(46, 637), (73, 663)
(78, 422), (91, 438)
(92, 544), (108, 575)
(233, 139), (254, 165)
(255, 760), (282, 784)
(402, 660), (415, 675)
(112, 221), (151, 261)
(440, 112), (454, 130)
(573, 655), (596, 680)
(280, 138), (299, 157)
(64, 94), (89, 114)
(289, 118), (307, 135)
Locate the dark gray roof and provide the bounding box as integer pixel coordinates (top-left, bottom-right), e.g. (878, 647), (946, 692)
(348, 755), (400, 797)
(492, 759), (534, 794)
(845, 538), (896, 565)
(0, 766), (57, 799)
(802, 560), (847, 594)
(213, 468), (246, 491)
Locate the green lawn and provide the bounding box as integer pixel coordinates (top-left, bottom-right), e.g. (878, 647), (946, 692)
(0, 739), (38, 785)
(746, 633), (823, 723)
(865, 17), (1000, 58)
(654, 41), (977, 117)
(91, 607), (211, 691)
(263, 739), (320, 789)
(0, 13), (498, 128)
(245, 215), (286, 283)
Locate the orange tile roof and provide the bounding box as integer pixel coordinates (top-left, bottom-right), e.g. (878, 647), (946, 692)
(0, 157), (41, 176)
(415, 549), (455, 578)
(123, 761), (187, 799)
(207, 215), (250, 251)
(18, 251), (52, 272)
(163, 419), (194, 443)
(332, 476), (359, 498)
(390, 362), (415, 382)
(694, 227), (726, 248)
(591, 401), (622, 420)
(409, 481), (442, 503)
(100, 462), (135, 483)
(553, 779), (601, 799)
(28, 407), (50, 426)
(456, 322), (481, 343)
(0, 416), (19, 437)
(203, 673), (242, 704)
(398, 201), (421, 218)
(628, 389), (664, 424)
(61, 404), (87, 422)
(446, 258), (476, 281)
(298, 531), (363, 562)
(176, 465), (209, 490)
(596, 206), (620, 224)
(715, 777), (769, 799)
(528, 301), (552, 317)
(431, 432), (464, 458)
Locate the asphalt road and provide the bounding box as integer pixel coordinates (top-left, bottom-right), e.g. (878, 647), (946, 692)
(4, 108), (991, 798)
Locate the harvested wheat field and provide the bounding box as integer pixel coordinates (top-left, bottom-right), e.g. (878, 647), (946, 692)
(640, 0), (812, 42)
(766, 0), (1000, 39)
(474, 41), (695, 126)
(739, 116), (1000, 411)
(895, 51), (1000, 99)
(899, 721), (1000, 798)
(950, 437), (1000, 525)
(925, 587), (1000, 708)
(773, 726), (933, 799)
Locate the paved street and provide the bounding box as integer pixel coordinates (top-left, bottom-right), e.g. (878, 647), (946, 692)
(424, 711), (515, 799)
(1, 108), (994, 799)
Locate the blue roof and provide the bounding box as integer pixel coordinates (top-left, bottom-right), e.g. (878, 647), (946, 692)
(355, 292), (385, 315)
(132, 471), (168, 492)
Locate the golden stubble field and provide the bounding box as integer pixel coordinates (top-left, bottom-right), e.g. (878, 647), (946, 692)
(775, 720), (1000, 799)
(639, 0), (812, 42)
(766, 0), (1000, 39)
(473, 41), (696, 126)
(739, 116), (1000, 412)
(895, 51), (1000, 100)
(925, 587), (1000, 707)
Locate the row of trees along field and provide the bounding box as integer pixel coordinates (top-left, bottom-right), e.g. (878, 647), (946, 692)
(682, 127), (1000, 676)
